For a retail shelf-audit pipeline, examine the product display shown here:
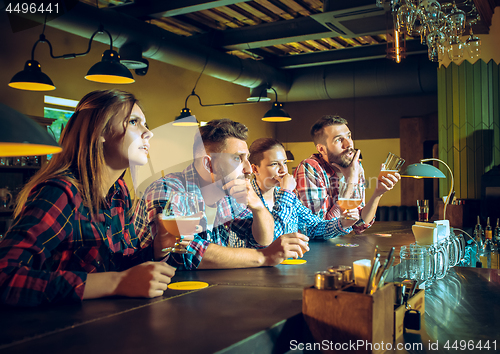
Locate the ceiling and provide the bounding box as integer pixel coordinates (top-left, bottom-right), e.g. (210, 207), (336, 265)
(13, 0), (498, 100)
(80, 0), (498, 70)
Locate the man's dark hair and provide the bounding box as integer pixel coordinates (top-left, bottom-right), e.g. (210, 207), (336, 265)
(310, 115), (348, 146)
(193, 119), (248, 157)
(248, 137), (284, 166)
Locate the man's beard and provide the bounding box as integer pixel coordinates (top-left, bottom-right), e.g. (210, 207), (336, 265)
(213, 163), (247, 195)
(327, 148), (355, 168)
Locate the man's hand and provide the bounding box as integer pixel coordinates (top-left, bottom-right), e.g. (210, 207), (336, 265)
(153, 212), (202, 259)
(331, 149), (361, 183)
(340, 208), (360, 228)
(114, 262), (176, 298)
(260, 233), (310, 266)
(374, 163), (401, 198)
(223, 177), (264, 211)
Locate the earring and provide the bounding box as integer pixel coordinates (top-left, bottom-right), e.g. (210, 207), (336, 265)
(210, 172), (215, 184)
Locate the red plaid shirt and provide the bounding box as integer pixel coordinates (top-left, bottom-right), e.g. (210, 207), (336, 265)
(293, 154), (374, 233)
(0, 173), (154, 307)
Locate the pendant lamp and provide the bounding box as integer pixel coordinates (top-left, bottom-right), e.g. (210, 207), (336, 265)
(262, 88), (291, 122)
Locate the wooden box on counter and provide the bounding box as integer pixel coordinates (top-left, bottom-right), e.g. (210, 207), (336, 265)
(437, 202), (464, 228)
(436, 199), (481, 228)
(302, 284), (395, 354)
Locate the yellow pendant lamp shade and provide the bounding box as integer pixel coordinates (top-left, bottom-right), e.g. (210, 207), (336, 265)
(262, 102), (291, 122)
(0, 103), (62, 157)
(85, 50), (135, 84)
(9, 60), (56, 91)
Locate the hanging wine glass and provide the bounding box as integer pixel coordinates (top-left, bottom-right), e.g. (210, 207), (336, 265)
(396, 2), (414, 32)
(465, 28), (481, 59)
(449, 3), (466, 37)
(448, 36), (465, 61)
(421, 0), (441, 23)
(426, 29), (446, 62)
(405, 3), (421, 37)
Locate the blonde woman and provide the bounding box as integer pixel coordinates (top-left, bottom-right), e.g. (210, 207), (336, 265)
(0, 90), (177, 306)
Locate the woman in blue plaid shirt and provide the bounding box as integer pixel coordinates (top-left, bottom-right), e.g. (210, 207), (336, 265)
(249, 138), (360, 242)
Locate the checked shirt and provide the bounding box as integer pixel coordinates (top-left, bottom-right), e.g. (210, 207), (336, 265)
(250, 178), (352, 240)
(133, 163), (261, 270)
(293, 153), (374, 233)
(0, 174), (154, 307)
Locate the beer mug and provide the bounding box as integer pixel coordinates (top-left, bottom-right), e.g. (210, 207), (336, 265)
(432, 241), (449, 280)
(400, 244), (431, 282)
(400, 243), (448, 287)
(446, 233), (462, 267)
(450, 229), (466, 266)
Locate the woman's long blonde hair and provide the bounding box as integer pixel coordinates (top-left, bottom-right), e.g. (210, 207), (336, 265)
(14, 89), (140, 220)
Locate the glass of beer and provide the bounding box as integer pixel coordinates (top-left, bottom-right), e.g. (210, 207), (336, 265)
(337, 180), (363, 220)
(378, 152), (405, 181)
(417, 199), (429, 222)
(158, 191), (201, 254)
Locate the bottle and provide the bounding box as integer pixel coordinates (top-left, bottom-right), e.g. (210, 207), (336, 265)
(480, 218), (495, 269)
(485, 217), (493, 241)
(472, 216), (483, 267)
(494, 218), (500, 246)
(491, 241), (499, 269)
(479, 238), (492, 269)
(474, 216), (484, 248)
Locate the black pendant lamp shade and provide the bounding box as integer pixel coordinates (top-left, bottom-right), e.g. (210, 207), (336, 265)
(0, 103), (62, 157)
(85, 49), (135, 84)
(9, 59), (55, 91)
(285, 150), (295, 162)
(262, 88), (291, 122)
(173, 108), (199, 126)
(262, 101), (291, 122)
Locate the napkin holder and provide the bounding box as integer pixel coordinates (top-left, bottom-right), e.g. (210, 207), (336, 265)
(302, 283), (394, 354)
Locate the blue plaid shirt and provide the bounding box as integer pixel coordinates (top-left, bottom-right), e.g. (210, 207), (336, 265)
(133, 163), (260, 270)
(251, 179), (352, 240)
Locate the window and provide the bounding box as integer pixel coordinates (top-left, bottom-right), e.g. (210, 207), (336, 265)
(44, 95), (77, 159)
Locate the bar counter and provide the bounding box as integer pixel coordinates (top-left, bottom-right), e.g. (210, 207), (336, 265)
(1, 221), (499, 353)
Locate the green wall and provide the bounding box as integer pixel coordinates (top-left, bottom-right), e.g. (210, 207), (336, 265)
(438, 60), (500, 199)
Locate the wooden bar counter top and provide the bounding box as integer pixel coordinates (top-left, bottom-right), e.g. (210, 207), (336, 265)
(1, 221), (498, 354)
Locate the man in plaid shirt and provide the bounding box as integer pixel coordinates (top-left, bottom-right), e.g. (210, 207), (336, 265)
(294, 115), (400, 234)
(134, 119), (309, 269)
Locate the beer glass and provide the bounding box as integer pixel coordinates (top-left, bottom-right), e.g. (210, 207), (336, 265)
(337, 180), (363, 220)
(378, 152), (405, 181)
(158, 191), (201, 254)
(417, 199), (429, 222)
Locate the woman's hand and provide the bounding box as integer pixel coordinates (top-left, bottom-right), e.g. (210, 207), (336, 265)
(275, 173), (296, 191)
(84, 262), (176, 299)
(115, 262), (176, 298)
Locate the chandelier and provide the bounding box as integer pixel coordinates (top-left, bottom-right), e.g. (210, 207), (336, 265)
(377, 0), (482, 62)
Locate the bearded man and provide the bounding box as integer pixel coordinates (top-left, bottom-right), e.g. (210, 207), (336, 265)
(293, 115), (400, 233)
